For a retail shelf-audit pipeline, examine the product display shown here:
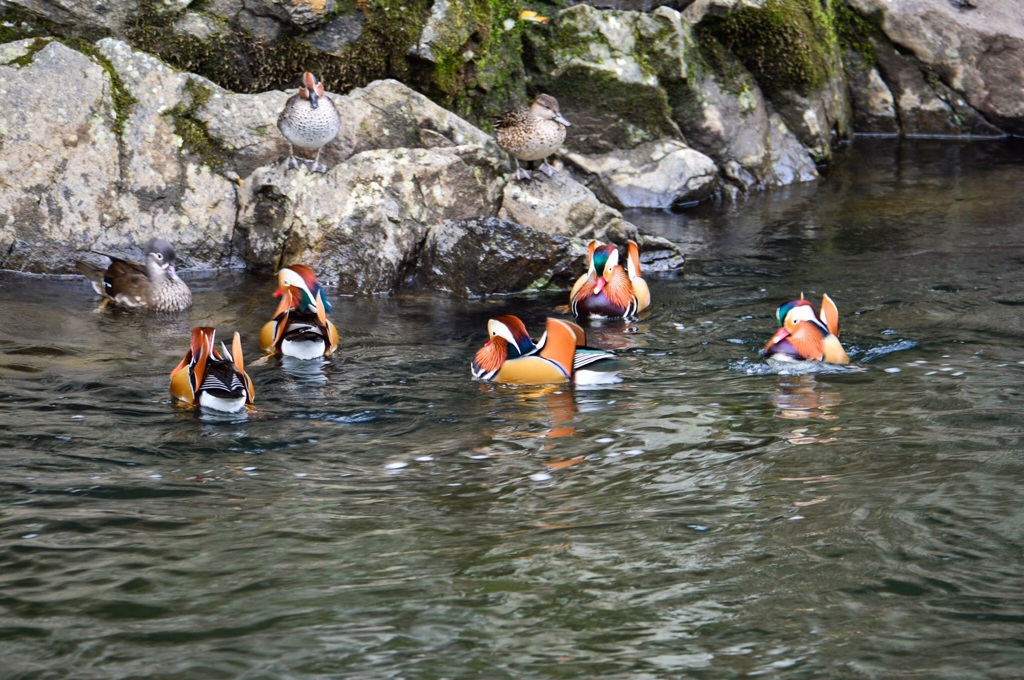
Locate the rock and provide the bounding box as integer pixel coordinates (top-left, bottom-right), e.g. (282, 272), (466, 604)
(565, 139), (719, 209)
(676, 65), (818, 189)
(497, 172), (683, 272)
(871, 38), (1004, 136)
(95, 39), (238, 268)
(847, 0), (1023, 134)
(0, 40), (120, 272)
(418, 218), (588, 296)
(6, 0), (144, 37)
(342, 79), (498, 156)
(844, 51), (899, 135)
(0, 37), (683, 289)
(525, 4), (683, 154)
(687, 0), (852, 164)
(237, 145), (505, 293)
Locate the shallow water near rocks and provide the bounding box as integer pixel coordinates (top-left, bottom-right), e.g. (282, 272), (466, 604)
(2, 139), (1023, 678)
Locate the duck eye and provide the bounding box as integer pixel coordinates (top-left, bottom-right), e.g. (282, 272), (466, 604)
(154, 253), (163, 261)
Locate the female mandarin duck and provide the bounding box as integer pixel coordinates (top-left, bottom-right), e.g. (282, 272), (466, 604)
(75, 238), (192, 312)
(472, 315), (622, 385)
(170, 327), (255, 412)
(763, 293), (850, 364)
(277, 71), (341, 174)
(260, 265), (340, 360)
(570, 240), (650, 319)
(495, 93), (571, 181)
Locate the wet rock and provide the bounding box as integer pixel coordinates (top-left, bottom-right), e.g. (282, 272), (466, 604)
(418, 218), (587, 297)
(0, 40), (120, 272)
(844, 52), (899, 135)
(497, 172), (683, 272)
(686, 0), (852, 165)
(95, 39), (238, 268)
(0, 37), (682, 289)
(847, 0), (1022, 134)
(237, 145), (505, 294)
(872, 39), (1004, 136)
(525, 4), (683, 154)
(565, 140), (719, 210)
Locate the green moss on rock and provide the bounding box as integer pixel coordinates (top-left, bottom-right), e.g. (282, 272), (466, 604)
(164, 79), (230, 171)
(832, 0), (880, 65)
(699, 0), (838, 98)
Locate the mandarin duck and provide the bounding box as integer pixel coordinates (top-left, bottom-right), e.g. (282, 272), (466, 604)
(277, 72), (341, 174)
(170, 327), (255, 412)
(495, 93), (571, 181)
(472, 315), (622, 386)
(570, 240), (650, 319)
(260, 265), (339, 360)
(75, 238), (192, 312)
(763, 293), (850, 364)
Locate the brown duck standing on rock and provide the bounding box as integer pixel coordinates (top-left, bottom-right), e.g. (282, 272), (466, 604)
(277, 72), (341, 174)
(76, 238), (192, 312)
(495, 93), (571, 181)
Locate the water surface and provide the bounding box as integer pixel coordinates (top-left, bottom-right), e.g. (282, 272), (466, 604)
(2, 139), (1023, 678)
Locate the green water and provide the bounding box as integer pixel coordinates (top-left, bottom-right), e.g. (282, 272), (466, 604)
(1, 139), (1023, 678)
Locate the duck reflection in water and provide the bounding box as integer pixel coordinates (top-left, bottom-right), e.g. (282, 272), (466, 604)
(475, 385), (581, 460)
(773, 375), (842, 445)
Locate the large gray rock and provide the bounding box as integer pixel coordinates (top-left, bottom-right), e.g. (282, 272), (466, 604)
(94, 39), (238, 267)
(497, 172), (684, 272)
(0, 40), (120, 272)
(565, 139), (718, 209)
(526, 4), (821, 193)
(683, 0), (852, 163)
(6, 0), (145, 36)
(418, 218), (588, 297)
(844, 51), (899, 135)
(870, 37), (1003, 136)
(238, 145), (506, 293)
(847, 0), (1024, 134)
(0, 37), (683, 291)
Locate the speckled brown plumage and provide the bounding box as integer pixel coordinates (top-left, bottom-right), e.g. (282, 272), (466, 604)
(495, 93), (571, 181)
(76, 238), (192, 313)
(278, 72), (341, 174)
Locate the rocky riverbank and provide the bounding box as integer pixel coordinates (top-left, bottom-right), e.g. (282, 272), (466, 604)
(1, 0), (1020, 291)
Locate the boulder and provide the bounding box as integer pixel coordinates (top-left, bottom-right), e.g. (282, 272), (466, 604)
(497, 172), (684, 272)
(847, 0), (1023, 134)
(844, 51), (899, 135)
(238, 145), (506, 293)
(565, 139), (719, 209)
(418, 218), (588, 296)
(871, 38), (1004, 136)
(0, 40), (121, 272)
(0, 36), (684, 290)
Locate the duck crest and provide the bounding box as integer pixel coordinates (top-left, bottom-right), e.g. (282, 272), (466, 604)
(170, 327), (254, 411)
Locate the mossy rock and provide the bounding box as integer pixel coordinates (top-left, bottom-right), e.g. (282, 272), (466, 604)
(698, 0), (840, 99)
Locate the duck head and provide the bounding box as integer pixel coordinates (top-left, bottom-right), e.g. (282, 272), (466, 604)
(299, 72), (325, 109)
(531, 93), (571, 127)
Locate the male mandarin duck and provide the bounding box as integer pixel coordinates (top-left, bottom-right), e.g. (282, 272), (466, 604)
(170, 327), (255, 412)
(277, 71), (341, 174)
(260, 264), (340, 360)
(570, 240), (650, 319)
(495, 93), (571, 181)
(472, 315), (622, 385)
(763, 293), (850, 364)
(75, 238), (192, 312)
